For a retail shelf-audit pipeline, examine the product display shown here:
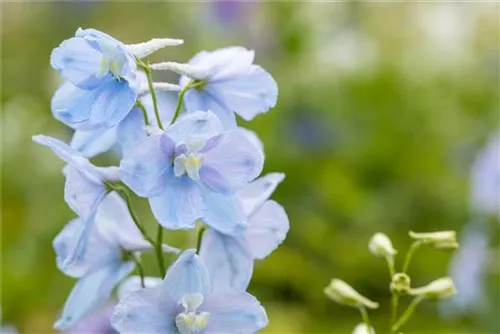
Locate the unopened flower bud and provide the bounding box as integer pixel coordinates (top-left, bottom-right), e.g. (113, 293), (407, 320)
(324, 279), (379, 309)
(409, 231), (459, 250)
(369, 233), (397, 258)
(409, 277), (456, 299)
(352, 323), (376, 334)
(390, 273), (411, 294)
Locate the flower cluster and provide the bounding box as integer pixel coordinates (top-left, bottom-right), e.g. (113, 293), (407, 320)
(34, 28), (288, 333)
(325, 231), (459, 334)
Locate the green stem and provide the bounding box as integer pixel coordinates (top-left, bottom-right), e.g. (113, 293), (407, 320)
(402, 241), (423, 273)
(135, 100), (149, 126)
(358, 306), (371, 328)
(117, 187), (155, 246)
(391, 292), (399, 329)
(386, 256), (395, 277)
(196, 225), (207, 254)
(391, 295), (425, 332)
(137, 59), (163, 130)
(156, 225), (166, 277)
(131, 253), (146, 288)
(109, 183), (164, 277)
(171, 80), (205, 126)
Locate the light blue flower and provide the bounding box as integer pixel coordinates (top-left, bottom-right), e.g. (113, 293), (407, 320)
(470, 134), (500, 216)
(199, 173), (289, 291)
(111, 249), (268, 334)
(54, 192), (178, 330)
(441, 223), (489, 317)
(179, 47), (278, 129)
(119, 111), (264, 235)
(50, 28), (140, 129)
(70, 92), (177, 158)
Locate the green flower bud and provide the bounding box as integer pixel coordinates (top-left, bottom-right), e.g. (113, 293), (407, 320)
(409, 231), (459, 250)
(409, 277), (457, 299)
(369, 233), (397, 258)
(390, 273), (411, 294)
(324, 279), (379, 309)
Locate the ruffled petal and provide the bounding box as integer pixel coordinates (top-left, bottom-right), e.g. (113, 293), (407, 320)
(164, 110), (223, 144)
(182, 89), (237, 130)
(200, 130), (264, 193)
(162, 249), (211, 302)
(50, 37), (103, 89)
(111, 279), (178, 334)
(54, 261), (134, 331)
(246, 200), (289, 260)
(199, 229), (253, 291)
(71, 126), (118, 158)
(149, 173), (204, 230)
(120, 134), (175, 197)
(64, 165), (107, 221)
(199, 186), (246, 235)
(199, 289), (268, 334)
(237, 173), (285, 216)
(206, 64), (277, 121)
(87, 79), (137, 128)
(117, 276), (163, 300)
(53, 217), (115, 278)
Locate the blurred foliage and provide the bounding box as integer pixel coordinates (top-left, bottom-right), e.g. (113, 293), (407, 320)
(1, 2), (499, 333)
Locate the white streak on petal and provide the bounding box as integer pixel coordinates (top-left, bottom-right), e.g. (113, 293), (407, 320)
(126, 38), (184, 59)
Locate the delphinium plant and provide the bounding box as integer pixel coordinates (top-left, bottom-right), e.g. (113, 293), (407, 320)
(33, 28), (289, 333)
(325, 231), (459, 334)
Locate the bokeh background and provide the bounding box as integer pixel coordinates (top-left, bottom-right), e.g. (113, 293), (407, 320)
(1, 2), (499, 333)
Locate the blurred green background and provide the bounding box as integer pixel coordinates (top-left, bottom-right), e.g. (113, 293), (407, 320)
(1, 2), (499, 333)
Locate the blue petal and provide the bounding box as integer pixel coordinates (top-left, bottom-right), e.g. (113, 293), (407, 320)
(117, 107), (148, 156)
(111, 278), (178, 334)
(51, 82), (92, 128)
(206, 64), (278, 121)
(71, 126), (118, 158)
(200, 130), (264, 193)
(164, 110), (223, 144)
(199, 289), (268, 334)
(50, 37), (104, 89)
(117, 276), (162, 300)
(237, 173), (285, 216)
(182, 89), (237, 129)
(199, 186), (246, 235)
(54, 261), (134, 331)
(87, 79), (137, 128)
(53, 216), (116, 278)
(246, 200), (289, 260)
(64, 165), (107, 221)
(120, 134), (175, 197)
(149, 173), (204, 230)
(95, 192), (169, 253)
(162, 249), (211, 302)
(199, 229), (253, 291)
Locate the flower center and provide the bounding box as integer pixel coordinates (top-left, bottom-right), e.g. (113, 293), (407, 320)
(96, 40), (127, 79)
(173, 137), (206, 180)
(175, 294), (209, 334)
